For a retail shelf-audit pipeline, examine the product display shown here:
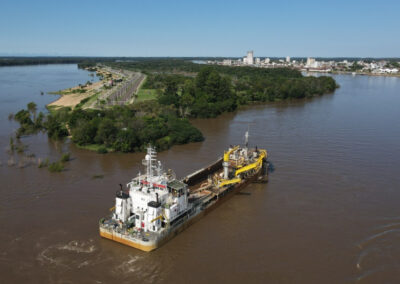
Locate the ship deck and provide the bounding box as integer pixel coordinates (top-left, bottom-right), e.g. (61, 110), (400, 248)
(100, 217), (163, 242)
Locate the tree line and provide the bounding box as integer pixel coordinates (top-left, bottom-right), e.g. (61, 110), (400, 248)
(13, 102), (203, 153)
(138, 65), (338, 118)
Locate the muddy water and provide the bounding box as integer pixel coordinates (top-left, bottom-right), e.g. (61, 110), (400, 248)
(1, 66), (400, 283)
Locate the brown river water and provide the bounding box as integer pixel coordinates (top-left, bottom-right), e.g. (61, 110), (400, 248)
(1, 65), (400, 283)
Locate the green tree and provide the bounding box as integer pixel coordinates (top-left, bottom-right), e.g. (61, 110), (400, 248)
(159, 77), (180, 107)
(180, 80), (196, 117)
(44, 115), (68, 140)
(113, 129), (138, 152)
(71, 120), (97, 145)
(95, 118), (118, 147)
(27, 102), (37, 120)
(35, 112), (45, 128)
(15, 109), (33, 125)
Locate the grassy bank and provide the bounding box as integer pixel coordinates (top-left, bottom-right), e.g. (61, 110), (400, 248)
(76, 143), (114, 153)
(135, 88), (158, 103)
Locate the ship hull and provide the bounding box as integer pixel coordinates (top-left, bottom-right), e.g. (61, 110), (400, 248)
(99, 227), (158, 252)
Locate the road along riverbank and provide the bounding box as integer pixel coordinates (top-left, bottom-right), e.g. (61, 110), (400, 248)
(48, 66), (145, 110)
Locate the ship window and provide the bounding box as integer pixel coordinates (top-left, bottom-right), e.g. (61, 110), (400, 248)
(153, 226), (155, 231)
(136, 215), (139, 219)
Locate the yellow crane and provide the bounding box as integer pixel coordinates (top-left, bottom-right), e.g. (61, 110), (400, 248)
(151, 210), (171, 229)
(151, 209), (170, 228)
(151, 215), (164, 223)
(235, 150), (267, 176)
(223, 145), (239, 179)
(219, 147), (267, 188)
(223, 145), (239, 162)
(218, 177), (241, 188)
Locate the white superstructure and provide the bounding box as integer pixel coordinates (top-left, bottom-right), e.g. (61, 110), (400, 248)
(114, 145), (189, 233)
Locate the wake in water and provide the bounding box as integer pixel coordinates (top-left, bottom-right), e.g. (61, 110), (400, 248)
(355, 219), (400, 283)
(35, 238), (164, 283)
(113, 255), (141, 274)
(37, 239), (97, 269)
(57, 240), (96, 254)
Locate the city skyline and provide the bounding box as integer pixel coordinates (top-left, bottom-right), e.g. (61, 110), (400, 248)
(1, 0), (399, 57)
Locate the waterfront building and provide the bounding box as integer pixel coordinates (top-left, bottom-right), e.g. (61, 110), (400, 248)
(223, 59), (232, 66)
(306, 57), (315, 67)
(246, 51), (254, 65)
(207, 53), (398, 75)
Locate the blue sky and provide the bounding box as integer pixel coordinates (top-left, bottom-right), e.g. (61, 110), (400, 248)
(0, 0), (399, 57)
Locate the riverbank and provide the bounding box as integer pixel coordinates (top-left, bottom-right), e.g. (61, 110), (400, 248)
(47, 66), (145, 110)
(47, 80), (103, 109)
(10, 63), (337, 157)
(306, 69), (400, 77)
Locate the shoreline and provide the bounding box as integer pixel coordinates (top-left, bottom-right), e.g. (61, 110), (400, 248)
(47, 66), (146, 110)
(47, 80), (103, 110)
(305, 70), (400, 78)
(47, 66), (128, 110)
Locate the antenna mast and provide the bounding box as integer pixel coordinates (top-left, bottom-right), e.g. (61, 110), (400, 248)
(145, 145), (157, 180)
(245, 127), (249, 149)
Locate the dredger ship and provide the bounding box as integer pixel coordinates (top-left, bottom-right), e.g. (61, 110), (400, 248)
(99, 132), (269, 252)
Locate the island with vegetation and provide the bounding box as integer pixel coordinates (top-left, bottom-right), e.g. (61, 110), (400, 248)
(12, 59), (338, 154)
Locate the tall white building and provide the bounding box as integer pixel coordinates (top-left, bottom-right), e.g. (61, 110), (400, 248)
(286, 56), (291, 63)
(265, 57), (270, 64)
(246, 51), (254, 65)
(306, 57), (316, 67)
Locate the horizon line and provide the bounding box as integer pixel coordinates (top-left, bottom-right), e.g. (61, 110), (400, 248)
(1, 55), (399, 59)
